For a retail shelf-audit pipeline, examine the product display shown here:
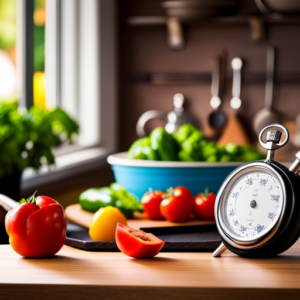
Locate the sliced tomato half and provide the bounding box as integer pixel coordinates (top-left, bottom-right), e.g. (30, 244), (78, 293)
(115, 223), (165, 258)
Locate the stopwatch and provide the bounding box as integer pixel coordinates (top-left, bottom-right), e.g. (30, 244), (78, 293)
(213, 124), (300, 257)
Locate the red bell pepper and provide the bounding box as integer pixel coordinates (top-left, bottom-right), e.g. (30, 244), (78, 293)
(5, 194), (66, 257)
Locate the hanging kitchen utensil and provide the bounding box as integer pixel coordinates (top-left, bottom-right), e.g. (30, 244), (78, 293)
(230, 57), (242, 111)
(136, 93), (198, 137)
(213, 124), (300, 258)
(217, 58), (250, 146)
(208, 56), (226, 130)
(252, 47), (281, 136)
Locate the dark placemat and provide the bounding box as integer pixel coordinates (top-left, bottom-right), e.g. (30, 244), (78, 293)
(65, 222), (221, 252)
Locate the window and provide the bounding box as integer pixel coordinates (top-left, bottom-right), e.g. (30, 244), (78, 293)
(0, 0), (17, 101)
(48, 0), (117, 151)
(0, 0), (117, 189)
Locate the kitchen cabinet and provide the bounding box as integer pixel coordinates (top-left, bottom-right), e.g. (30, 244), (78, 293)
(2, 241), (300, 299)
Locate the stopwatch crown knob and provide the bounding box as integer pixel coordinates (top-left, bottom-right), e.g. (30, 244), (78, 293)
(266, 130), (282, 144)
(259, 124), (289, 163)
(259, 124), (289, 151)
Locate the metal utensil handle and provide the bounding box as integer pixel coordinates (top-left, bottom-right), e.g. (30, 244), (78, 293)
(136, 110), (166, 138)
(265, 47), (275, 109)
(0, 194), (18, 212)
(259, 123), (289, 150)
(232, 69), (241, 98)
(232, 58), (242, 98)
(211, 57), (220, 97)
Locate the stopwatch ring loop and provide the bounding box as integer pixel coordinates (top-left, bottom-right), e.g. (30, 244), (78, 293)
(259, 123), (289, 150)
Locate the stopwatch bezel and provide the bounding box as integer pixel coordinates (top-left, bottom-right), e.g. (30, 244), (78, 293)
(215, 161), (287, 250)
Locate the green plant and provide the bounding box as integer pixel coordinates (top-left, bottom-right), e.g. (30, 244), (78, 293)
(0, 101), (79, 178)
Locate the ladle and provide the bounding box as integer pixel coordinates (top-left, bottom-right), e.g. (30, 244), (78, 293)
(208, 56), (226, 130)
(252, 47), (281, 135)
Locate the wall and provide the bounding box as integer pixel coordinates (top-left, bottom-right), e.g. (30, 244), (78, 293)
(19, 1), (300, 204)
(117, 0), (300, 158)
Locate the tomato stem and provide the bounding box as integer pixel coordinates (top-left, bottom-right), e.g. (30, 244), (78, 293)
(166, 187), (174, 197)
(198, 189), (209, 199)
(204, 188), (209, 198)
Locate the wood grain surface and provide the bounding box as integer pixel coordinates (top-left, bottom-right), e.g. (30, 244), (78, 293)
(2, 240), (300, 300)
(65, 203), (215, 229)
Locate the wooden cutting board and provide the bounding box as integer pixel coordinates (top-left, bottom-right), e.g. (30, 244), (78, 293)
(65, 204), (215, 229)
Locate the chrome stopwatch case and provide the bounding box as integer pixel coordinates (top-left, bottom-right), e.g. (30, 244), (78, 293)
(213, 124), (300, 257)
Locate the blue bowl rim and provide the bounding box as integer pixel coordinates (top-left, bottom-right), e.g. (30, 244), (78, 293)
(107, 152), (243, 168)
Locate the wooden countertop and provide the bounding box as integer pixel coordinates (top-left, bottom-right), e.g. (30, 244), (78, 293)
(1, 241), (300, 300)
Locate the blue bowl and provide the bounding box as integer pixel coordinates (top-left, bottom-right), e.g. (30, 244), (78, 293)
(107, 152), (241, 201)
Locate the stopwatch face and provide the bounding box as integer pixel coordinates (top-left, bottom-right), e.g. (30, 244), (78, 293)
(218, 165), (285, 245)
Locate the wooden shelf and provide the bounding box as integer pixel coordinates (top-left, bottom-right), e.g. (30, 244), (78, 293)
(127, 15), (300, 48)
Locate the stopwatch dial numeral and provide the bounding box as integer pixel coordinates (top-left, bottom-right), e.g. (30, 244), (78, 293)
(222, 169), (283, 240)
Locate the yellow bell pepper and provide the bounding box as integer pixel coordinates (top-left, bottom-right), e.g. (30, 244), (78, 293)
(89, 206), (127, 242)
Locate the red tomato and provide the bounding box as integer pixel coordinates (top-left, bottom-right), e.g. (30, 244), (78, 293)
(160, 186), (194, 223)
(115, 223), (165, 258)
(194, 191), (216, 220)
(5, 194), (66, 257)
(141, 190), (165, 220)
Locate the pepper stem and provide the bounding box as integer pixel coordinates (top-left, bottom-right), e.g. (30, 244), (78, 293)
(18, 190), (38, 205)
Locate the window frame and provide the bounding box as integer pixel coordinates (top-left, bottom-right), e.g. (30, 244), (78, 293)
(20, 0), (117, 191)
